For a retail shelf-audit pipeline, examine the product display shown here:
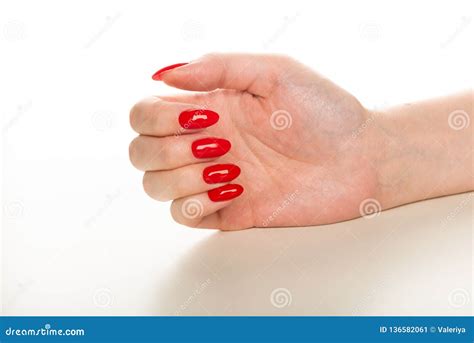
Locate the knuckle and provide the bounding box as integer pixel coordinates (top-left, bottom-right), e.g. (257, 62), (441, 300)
(271, 53), (295, 64)
(142, 172), (154, 197)
(130, 97), (160, 133)
(129, 137), (144, 170)
(129, 102), (144, 132)
(142, 172), (171, 202)
(149, 100), (164, 133)
(170, 201), (185, 225)
(170, 201), (196, 228)
(172, 179), (187, 199)
(201, 52), (220, 61)
(155, 193), (172, 202)
(173, 167), (195, 196)
(157, 143), (171, 167)
(200, 53), (226, 72)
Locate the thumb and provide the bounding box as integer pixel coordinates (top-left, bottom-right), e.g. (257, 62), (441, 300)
(152, 53), (290, 97)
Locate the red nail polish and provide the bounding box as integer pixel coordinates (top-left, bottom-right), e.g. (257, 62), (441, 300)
(192, 138), (231, 159)
(208, 184), (244, 202)
(203, 164), (241, 184)
(179, 109), (219, 129)
(152, 63), (188, 80)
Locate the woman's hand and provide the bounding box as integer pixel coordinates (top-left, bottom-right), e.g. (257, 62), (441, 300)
(129, 53), (473, 230)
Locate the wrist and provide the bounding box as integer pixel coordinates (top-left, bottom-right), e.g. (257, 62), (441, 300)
(368, 107), (411, 209)
(368, 93), (473, 210)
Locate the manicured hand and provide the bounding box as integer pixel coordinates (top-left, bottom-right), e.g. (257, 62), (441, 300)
(129, 53), (473, 230)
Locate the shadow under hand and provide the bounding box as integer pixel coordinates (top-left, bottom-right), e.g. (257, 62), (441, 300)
(154, 194), (472, 316)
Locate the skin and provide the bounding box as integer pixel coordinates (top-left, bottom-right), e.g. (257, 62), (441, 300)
(129, 53), (473, 230)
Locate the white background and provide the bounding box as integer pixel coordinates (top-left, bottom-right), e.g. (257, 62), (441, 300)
(1, 0), (473, 315)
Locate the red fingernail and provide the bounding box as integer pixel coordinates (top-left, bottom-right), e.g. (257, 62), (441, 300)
(192, 138), (231, 159)
(179, 109), (219, 129)
(203, 164), (241, 184)
(152, 63), (188, 80)
(208, 184), (244, 202)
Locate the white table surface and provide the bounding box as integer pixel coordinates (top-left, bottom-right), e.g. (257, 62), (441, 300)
(2, 157), (472, 316)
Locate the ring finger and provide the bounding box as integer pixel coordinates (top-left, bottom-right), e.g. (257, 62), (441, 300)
(143, 162), (242, 201)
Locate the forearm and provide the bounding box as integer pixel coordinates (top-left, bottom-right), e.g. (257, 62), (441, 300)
(371, 91), (473, 209)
